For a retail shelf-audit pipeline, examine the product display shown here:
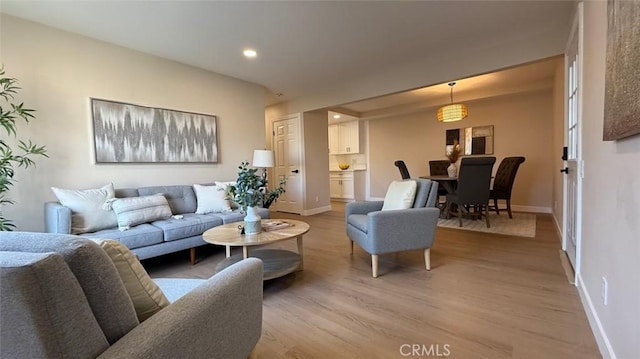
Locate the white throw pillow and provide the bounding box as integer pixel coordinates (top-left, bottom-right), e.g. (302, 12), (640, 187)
(193, 184), (232, 214)
(109, 194), (173, 230)
(381, 180), (417, 211)
(51, 183), (118, 234)
(214, 181), (239, 209)
(94, 239), (170, 322)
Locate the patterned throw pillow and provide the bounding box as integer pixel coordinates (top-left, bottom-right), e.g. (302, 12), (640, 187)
(108, 194), (172, 231)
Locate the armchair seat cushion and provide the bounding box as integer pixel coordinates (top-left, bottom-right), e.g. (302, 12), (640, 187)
(347, 214), (368, 233)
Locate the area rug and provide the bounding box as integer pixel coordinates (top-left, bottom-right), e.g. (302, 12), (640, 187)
(437, 212), (537, 238)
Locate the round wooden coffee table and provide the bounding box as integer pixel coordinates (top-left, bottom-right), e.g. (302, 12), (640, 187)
(202, 219), (310, 280)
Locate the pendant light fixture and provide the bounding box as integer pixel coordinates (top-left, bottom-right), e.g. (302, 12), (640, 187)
(437, 82), (468, 122)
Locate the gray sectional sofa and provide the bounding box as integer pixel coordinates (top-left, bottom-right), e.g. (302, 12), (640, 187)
(0, 232), (263, 358)
(45, 184), (269, 262)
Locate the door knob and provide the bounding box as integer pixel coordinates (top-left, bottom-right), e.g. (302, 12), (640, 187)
(291, 169), (299, 173)
(560, 167), (569, 174)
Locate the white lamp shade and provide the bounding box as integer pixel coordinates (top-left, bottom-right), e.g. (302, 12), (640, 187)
(252, 150), (275, 168)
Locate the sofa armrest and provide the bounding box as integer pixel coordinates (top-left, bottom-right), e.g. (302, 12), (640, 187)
(368, 208), (440, 253)
(98, 258), (263, 359)
(345, 201), (384, 219)
(44, 202), (72, 234)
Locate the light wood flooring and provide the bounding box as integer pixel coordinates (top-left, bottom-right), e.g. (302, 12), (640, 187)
(144, 202), (600, 359)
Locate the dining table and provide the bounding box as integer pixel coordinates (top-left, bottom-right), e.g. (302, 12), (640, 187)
(419, 175), (457, 218)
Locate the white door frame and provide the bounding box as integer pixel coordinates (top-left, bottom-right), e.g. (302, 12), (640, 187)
(562, 2), (584, 285)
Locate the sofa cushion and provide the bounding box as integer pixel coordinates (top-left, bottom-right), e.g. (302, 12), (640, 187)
(151, 213), (223, 242)
(109, 194), (173, 230)
(0, 251), (110, 359)
(381, 180), (417, 211)
(153, 278), (207, 303)
(0, 233), (139, 344)
(193, 184), (231, 214)
(138, 185), (197, 214)
(209, 208), (270, 224)
(94, 239), (170, 322)
(83, 223), (164, 249)
(51, 183), (118, 234)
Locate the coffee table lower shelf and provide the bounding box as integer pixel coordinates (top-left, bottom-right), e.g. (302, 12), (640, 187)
(215, 249), (302, 280)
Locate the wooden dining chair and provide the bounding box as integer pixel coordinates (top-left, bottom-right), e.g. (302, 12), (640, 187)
(394, 160), (411, 180)
(445, 157), (496, 228)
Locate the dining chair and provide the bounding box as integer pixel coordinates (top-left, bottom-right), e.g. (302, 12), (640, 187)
(394, 160), (411, 180)
(428, 160), (450, 176)
(490, 156), (526, 218)
(428, 160), (450, 208)
(445, 156), (496, 228)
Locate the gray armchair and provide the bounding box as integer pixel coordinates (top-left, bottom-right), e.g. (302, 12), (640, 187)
(345, 179), (440, 277)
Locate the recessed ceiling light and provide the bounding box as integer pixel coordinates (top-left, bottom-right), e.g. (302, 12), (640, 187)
(333, 114), (341, 119)
(243, 49), (257, 58)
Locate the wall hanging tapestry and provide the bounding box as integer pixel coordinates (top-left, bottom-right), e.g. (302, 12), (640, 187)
(91, 98), (218, 163)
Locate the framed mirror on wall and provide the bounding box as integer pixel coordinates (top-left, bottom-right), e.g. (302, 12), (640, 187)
(446, 125), (494, 156)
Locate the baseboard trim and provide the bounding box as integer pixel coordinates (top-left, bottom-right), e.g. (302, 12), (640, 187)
(577, 274), (616, 359)
(510, 205), (552, 213)
(302, 205), (332, 216)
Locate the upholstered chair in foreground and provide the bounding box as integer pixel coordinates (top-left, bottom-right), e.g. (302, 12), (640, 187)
(345, 178), (440, 277)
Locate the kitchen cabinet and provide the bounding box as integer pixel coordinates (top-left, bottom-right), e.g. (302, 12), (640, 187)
(330, 171), (356, 200)
(328, 121), (360, 154)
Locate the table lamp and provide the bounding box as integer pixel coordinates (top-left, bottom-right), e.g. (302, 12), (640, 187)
(252, 149), (275, 180)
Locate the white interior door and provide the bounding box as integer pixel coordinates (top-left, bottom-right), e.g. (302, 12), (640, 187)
(562, 3), (583, 284)
(273, 114), (303, 214)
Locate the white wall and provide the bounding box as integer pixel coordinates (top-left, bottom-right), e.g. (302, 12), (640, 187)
(579, 2), (640, 358)
(368, 90), (554, 211)
(1, 15), (266, 231)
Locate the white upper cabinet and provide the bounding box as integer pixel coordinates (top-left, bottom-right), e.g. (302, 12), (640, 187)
(328, 120), (360, 155)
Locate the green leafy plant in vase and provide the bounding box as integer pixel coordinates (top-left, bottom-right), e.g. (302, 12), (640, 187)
(0, 66), (48, 230)
(228, 161), (286, 234)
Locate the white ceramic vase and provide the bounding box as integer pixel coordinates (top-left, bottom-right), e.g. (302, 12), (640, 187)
(447, 163), (457, 177)
(243, 206), (262, 234)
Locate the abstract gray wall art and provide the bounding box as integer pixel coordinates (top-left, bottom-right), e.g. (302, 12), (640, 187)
(91, 99), (218, 163)
(603, 0), (640, 140)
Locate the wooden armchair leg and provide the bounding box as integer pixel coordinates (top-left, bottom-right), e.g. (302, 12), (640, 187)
(372, 254), (379, 278)
(493, 198), (500, 215)
(424, 248), (431, 271)
(350, 240), (354, 255)
(507, 199), (513, 219)
(190, 247), (196, 265)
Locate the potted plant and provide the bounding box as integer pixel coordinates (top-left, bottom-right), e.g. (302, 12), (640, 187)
(228, 161), (286, 234)
(445, 140), (461, 177)
(0, 66), (48, 230)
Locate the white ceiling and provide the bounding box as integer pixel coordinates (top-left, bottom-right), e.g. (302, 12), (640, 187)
(0, 1), (572, 112)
